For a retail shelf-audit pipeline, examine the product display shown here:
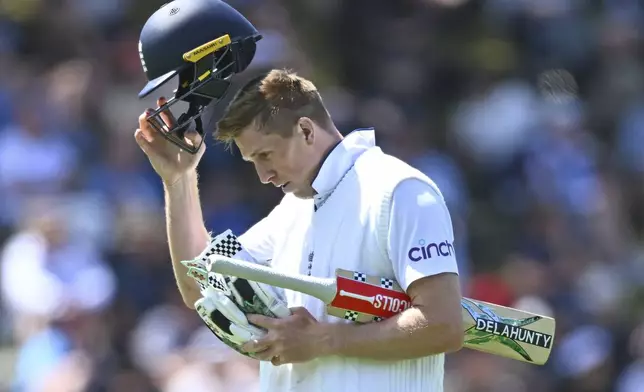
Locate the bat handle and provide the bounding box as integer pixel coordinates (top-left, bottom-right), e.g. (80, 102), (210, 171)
(208, 255), (337, 303)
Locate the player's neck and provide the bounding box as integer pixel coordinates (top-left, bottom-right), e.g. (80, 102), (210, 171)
(318, 131), (343, 165)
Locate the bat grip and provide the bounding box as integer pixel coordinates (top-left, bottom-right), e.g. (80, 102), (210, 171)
(209, 255), (337, 303)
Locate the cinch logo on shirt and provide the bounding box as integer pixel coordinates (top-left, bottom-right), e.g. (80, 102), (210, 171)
(408, 239), (454, 262)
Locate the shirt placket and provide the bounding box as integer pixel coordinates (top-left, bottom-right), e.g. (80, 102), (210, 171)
(304, 199), (319, 276)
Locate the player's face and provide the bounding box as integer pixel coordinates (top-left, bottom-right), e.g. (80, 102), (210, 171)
(236, 119), (319, 198)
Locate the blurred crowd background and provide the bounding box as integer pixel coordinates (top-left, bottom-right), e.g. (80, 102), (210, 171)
(1, 0), (644, 391)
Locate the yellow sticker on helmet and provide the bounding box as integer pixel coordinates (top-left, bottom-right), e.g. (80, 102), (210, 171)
(183, 34), (232, 63)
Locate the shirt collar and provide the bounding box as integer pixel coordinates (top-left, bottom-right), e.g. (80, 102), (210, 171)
(311, 128), (376, 199)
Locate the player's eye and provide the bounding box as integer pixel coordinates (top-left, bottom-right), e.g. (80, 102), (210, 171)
(257, 151), (271, 160)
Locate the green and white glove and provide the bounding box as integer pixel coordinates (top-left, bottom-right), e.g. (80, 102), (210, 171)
(181, 230), (290, 359)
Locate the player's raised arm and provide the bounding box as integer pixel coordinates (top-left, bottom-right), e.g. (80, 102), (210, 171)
(133, 0), (262, 308)
(135, 101), (210, 309)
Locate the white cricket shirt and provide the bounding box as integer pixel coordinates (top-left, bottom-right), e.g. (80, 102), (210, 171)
(236, 128), (459, 392)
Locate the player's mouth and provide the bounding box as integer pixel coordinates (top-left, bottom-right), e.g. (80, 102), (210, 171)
(280, 182), (290, 191)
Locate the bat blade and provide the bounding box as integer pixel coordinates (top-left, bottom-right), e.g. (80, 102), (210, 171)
(332, 268), (555, 365)
(207, 256), (555, 365)
(459, 297), (555, 365)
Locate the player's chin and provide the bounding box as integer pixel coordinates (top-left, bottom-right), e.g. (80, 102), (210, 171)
(282, 183), (316, 200)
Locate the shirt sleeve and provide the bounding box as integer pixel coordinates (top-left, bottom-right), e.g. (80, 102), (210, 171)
(234, 215), (276, 263)
(235, 195), (290, 263)
(387, 178), (459, 291)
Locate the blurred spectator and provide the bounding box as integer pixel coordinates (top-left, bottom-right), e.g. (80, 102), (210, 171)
(0, 94), (80, 227)
(1, 199), (116, 335)
(1, 199), (116, 391)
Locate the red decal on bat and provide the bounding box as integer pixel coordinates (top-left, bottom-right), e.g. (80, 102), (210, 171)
(330, 277), (412, 318)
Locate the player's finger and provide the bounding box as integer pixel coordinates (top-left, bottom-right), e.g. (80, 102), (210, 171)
(241, 337), (271, 354)
(138, 110), (159, 142)
(255, 346), (281, 363)
(183, 129), (204, 149)
(157, 96), (177, 128)
(149, 110), (171, 134)
(288, 307), (309, 316)
(252, 348), (278, 363)
(247, 314), (278, 329)
(134, 128), (152, 154)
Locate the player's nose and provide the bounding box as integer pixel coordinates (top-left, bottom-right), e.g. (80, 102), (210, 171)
(255, 165), (276, 185)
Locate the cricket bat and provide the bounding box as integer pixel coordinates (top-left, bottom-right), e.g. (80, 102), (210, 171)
(207, 255), (556, 365)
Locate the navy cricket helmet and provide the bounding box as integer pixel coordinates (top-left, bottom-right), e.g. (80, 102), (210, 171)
(137, 0), (261, 153)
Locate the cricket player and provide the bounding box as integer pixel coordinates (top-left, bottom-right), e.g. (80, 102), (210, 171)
(135, 1), (463, 391)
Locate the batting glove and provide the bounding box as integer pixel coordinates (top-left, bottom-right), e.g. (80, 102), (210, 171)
(181, 230), (290, 359)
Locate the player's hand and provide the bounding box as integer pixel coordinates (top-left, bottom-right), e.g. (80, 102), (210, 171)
(134, 97), (206, 186)
(241, 307), (329, 365)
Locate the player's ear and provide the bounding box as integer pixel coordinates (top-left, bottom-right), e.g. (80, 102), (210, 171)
(297, 117), (315, 145)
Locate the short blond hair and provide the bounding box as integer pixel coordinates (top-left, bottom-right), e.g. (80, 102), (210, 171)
(214, 69), (332, 143)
